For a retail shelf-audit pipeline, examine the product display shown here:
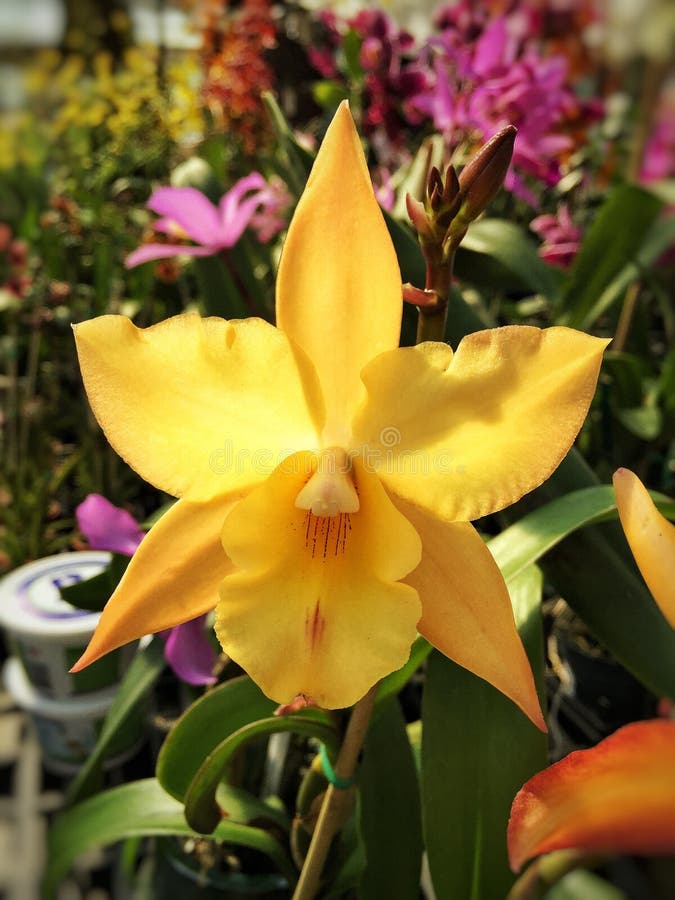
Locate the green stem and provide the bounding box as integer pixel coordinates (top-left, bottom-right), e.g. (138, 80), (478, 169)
(416, 306), (449, 343)
(291, 685), (378, 900)
(416, 247), (454, 343)
(506, 850), (610, 900)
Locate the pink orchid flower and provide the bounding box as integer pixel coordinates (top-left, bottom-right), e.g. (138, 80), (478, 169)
(76, 494), (217, 686)
(125, 173), (287, 269)
(530, 204), (582, 269)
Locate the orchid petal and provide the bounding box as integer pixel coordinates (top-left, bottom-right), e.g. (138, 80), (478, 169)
(125, 242), (217, 269)
(164, 616), (218, 686)
(276, 101), (402, 446)
(76, 493), (144, 556)
(218, 173), (268, 242)
(73, 314), (324, 502)
(613, 468), (675, 627)
(508, 720), (675, 872)
(215, 452), (422, 709)
(71, 496), (239, 672)
(393, 496), (545, 731)
(147, 187), (221, 246)
(353, 326), (609, 522)
(153, 217), (184, 236)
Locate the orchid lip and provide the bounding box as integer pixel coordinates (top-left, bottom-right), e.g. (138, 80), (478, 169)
(295, 447), (360, 517)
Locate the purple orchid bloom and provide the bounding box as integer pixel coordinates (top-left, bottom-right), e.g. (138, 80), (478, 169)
(75, 494), (217, 685)
(530, 204), (582, 269)
(641, 80), (675, 184)
(125, 173), (287, 269)
(75, 493), (145, 556)
(405, 7), (596, 206)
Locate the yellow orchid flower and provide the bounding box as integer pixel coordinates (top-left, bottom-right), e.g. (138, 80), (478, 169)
(72, 103), (607, 725)
(613, 467), (675, 627)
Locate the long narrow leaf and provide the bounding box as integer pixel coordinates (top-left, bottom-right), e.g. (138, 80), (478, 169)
(504, 451), (675, 700)
(358, 697), (423, 899)
(45, 778), (297, 898)
(185, 713), (339, 834)
(558, 184), (663, 329)
(156, 675), (276, 801)
(422, 566), (547, 900)
(66, 637), (165, 805)
(489, 485), (675, 585)
(457, 218), (561, 300)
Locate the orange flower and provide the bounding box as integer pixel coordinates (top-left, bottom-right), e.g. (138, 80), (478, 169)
(508, 719), (675, 872)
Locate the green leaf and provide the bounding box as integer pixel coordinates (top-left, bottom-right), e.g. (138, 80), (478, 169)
(488, 484), (675, 586)
(58, 553), (129, 612)
(444, 284), (493, 348)
(383, 210), (426, 287)
(184, 712), (338, 834)
(341, 29), (364, 81)
(222, 238), (273, 319)
(193, 255), (250, 319)
(422, 565), (547, 900)
(323, 848), (365, 899)
(659, 349), (675, 416)
(456, 219), (561, 300)
(156, 675), (276, 802)
(262, 91), (314, 194)
(313, 80), (350, 110)
(503, 452), (675, 701)
(489, 485), (619, 584)
(615, 405), (662, 440)
(214, 783), (290, 831)
(377, 635), (432, 704)
(558, 184), (664, 329)
(601, 351), (647, 407)
(66, 637), (166, 805)
(357, 697), (422, 899)
(44, 778), (296, 898)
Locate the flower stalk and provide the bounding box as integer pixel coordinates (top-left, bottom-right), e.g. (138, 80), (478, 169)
(506, 850), (609, 900)
(292, 685), (378, 900)
(406, 125), (516, 343)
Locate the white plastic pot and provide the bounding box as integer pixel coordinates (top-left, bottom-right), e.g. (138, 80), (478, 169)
(3, 657), (144, 775)
(0, 551), (135, 698)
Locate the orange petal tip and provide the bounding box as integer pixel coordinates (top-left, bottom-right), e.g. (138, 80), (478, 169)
(508, 720), (675, 872)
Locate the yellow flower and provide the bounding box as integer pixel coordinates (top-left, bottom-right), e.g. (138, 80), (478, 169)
(72, 104), (607, 723)
(613, 467), (675, 627)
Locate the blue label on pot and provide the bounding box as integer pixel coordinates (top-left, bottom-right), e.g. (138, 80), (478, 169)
(19, 560), (106, 620)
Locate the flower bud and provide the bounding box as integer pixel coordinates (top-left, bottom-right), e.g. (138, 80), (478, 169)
(405, 194), (432, 238)
(405, 165), (462, 244)
(458, 127), (516, 221)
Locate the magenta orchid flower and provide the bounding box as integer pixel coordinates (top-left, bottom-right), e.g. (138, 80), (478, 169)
(76, 494), (217, 686)
(530, 204), (582, 268)
(125, 173), (288, 269)
(75, 493), (146, 555)
(406, 9), (594, 205)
